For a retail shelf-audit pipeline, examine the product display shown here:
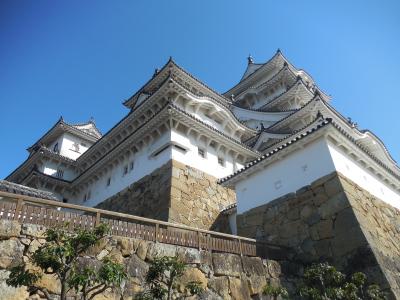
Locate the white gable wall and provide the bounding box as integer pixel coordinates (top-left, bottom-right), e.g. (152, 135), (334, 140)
(59, 133), (92, 160)
(327, 143), (400, 210)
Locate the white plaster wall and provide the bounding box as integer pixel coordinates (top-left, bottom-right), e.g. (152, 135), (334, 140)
(59, 133), (91, 160)
(327, 143), (400, 210)
(40, 161), (76, 181)
(73, 133), (172, 207)
(171, 129), (244, 179)
(228, 213), (237, 235)
(235, 138), (336, 214)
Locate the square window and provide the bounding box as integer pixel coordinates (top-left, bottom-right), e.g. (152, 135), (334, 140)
(106, 177), (111, 186)
(198, 148), (205, 158)
(129, 161), (134, 171)
(123, 165), (128, 175)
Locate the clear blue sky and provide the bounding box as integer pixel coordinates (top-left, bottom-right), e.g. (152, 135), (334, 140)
(1, 0), (399, 179)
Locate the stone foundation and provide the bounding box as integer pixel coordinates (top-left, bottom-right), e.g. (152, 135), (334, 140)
(0, 220), (296, 300)
(96, 160), (236, 231)
(237, 171), (400, 299)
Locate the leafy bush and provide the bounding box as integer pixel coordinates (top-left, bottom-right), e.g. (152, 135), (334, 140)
(263, 283), (289, 299)
(7, 223), (126, 300)
(137, 256), (203, 300)
(298, 263), (386, 300)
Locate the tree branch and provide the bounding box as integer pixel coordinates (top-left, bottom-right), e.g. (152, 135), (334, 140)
(88, 284), (109, 300)
(86, 283), (105, 294)
(31, 286), (52, 300)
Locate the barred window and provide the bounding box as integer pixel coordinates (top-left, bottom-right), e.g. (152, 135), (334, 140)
(55, 169), (64, 178)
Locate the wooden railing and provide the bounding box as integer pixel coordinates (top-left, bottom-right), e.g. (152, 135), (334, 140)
(0, 191), (256, 256)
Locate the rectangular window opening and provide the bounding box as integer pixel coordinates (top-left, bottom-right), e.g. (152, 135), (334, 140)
(198, 148), (206, 158)
(123, 165), (128, 176)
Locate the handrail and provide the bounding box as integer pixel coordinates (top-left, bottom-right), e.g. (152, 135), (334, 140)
(0, 190), (256, 243)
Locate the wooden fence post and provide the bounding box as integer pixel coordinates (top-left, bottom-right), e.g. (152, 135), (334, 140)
(197, 230), (201, 250)
(155, 223), (159, 243)
(238, 238), (243, 256)
(95, 212), (101, 226)
(14, 199), (24, 221)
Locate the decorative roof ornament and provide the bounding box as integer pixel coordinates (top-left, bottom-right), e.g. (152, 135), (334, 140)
(347, 117), (358, 128)
(153, 68), (160, 78)
(276, 48), (281, 54)
(316, 110), (324, 119)
(230, 94), (235, 102)
(247, 54), (254, 65)
(89, 116), (95, 124)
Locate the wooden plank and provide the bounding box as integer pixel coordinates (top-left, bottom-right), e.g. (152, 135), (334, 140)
(24, 206), (32, 224)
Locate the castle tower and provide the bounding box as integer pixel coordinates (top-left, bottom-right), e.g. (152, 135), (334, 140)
(219, 51), (400, 298)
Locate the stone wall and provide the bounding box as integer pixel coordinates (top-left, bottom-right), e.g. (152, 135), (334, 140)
(96, 160), (236, 231)
(96, 161), (171, 221)
(237, 171), (400, 299)
(0, 219), (295, 300)
(170, 160), (236, 231)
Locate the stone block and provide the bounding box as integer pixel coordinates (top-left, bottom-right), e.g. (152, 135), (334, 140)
(324, 176), (343, 197)
(310, 172), (338, 190)
(318, 192), (349, 219)
(146, 242), (177, 261)
(334, 208), (359, 236)
(116, 237), (135, 257)
(314, 219), (334, 240)
(300, 205), (314, 220)
(36, 273), (61, 294)
(177, 247), (201, 264)
(136, 240), (149, 260)
(0, 270), (29, 300)
(229, 277), (251, 300)
(208, 276), (230, 299)
(21, 224), (46, 238)
(212, 253), (242, 277)
(0, 219), (21, 238)
(265, 260), (281, 278)
(242, 256), (265, 276)
(126, 254), (149, 281)
(0, 239), (24, 268)
(247, 275), (267, 295)
(176, 267), (207, 293)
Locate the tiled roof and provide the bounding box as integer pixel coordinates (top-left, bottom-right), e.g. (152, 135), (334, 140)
(220, 203), (237, 215)
(0, 180), (59, 201)
(218, 118), (332, 184)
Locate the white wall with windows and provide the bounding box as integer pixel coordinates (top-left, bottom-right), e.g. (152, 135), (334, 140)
(233, 135), (400, 217)
(40, 160), (76, 181)
(171, 129), (244, 179)
(73, 132), (172, 207)
(71, 128), (247, 207)
(234, 138), (336, 214)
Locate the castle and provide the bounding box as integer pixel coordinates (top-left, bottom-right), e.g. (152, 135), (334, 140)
(3, 50), (400, 297)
